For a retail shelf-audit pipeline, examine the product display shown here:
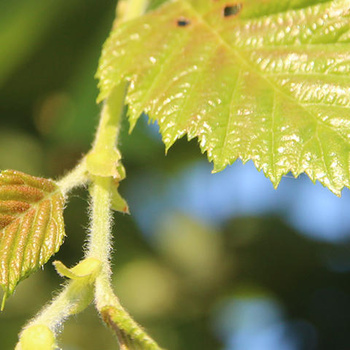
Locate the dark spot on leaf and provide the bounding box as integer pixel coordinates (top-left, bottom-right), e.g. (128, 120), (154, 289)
(223, 3), (242, 17)
(177, 17), (191, 27)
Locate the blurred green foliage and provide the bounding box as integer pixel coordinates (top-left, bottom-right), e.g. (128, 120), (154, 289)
(0, 1), (349, 350)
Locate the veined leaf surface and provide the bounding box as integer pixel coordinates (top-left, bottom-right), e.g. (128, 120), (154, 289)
(0, 170), (65, 297)
(97, 0), (350, 195)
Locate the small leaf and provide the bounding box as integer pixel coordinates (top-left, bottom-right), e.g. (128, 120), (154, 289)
(0, 170), (65, 300)
(53, 258), (101, 282)
(111, 181), (129, 214)
(53, 258), (101, 314)
(97, 0), (350, 195)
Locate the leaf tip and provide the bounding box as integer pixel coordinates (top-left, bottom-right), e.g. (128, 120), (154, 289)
(212, 161), (227, 174)
(128, 120), (137, 134)
(111, 183), (130, 214)
(122, 205), (130, 215)
(164, 138), (177, 155)
(96, 90), (106, 105)
(1, 293), (6, 311)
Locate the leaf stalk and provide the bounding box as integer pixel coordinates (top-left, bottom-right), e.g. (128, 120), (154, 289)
(16, 0), (162, 348)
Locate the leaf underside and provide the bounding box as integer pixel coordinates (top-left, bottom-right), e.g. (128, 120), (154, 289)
(0, 170), (65, 297)
(97, 0), (350, 195)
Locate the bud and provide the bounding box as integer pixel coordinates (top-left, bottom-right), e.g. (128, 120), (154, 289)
(16, 325), (56, 350)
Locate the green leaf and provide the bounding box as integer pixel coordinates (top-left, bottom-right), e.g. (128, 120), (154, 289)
(110, 180), (129, 214)
(53, 258), (101, 314)
(97, 0), (350, 195)
(0, 170), (65, 300)
(146, 0), (169, 11)
(53, 258), (101, 282)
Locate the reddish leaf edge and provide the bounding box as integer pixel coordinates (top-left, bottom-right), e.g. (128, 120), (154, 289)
(0, 170), (66, 310)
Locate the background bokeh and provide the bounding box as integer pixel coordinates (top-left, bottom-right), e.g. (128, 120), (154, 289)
(0, 1), (350, 349)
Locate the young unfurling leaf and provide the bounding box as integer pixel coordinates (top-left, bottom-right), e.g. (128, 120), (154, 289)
(0, 170), (65, 304)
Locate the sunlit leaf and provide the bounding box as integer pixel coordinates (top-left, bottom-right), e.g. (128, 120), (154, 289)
(97, 0), (350, 195)
(0, 170), (65, 300)
(147, 0), (169, 11)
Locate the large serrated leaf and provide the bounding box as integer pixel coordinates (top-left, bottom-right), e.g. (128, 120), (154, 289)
(97, 0), (350, 195)
(0, 170), (65, 298)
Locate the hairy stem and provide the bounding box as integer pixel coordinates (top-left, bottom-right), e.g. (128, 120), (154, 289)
(16, 267), (97, 350)
(86, 0), (162, 348)
(88, 176), (162, 349)
(17, 0), (160, 348)
(87, 176), (113, 281)
(91, 85), (125, 156)
(87, 0), (149, 300)
(25, 283), (81, 331)
(56, 157), (88, 196)
(86, 84), (126, 178)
